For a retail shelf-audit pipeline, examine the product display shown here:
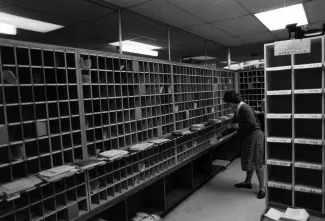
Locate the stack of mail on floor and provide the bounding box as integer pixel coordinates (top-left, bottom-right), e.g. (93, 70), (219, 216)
(99, 149), (129, 161)
(264, 208), (309, 221)
(37, 165), (78, 182)
(129, 143), (155, 151)
(190, 124), (205, 131)
(0, 176), (43, 199)
(73, 159), (106, 170)
(131, 213), (161, 221)
(149, 138), (170, 144)
(172, 128), (192, 136)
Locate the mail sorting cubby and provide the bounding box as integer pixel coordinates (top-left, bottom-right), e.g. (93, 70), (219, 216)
(267, 117), (292, 138)
(0, 44), (83, 185)
(126, 179), (166, 217)
(137, 61), (173, 137)
(165, 163), (193, 210)
(0, 172), (88, 221)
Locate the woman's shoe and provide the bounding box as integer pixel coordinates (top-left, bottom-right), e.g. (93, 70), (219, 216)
(234, 182), (252, 189)
(257, 190), (265, 199)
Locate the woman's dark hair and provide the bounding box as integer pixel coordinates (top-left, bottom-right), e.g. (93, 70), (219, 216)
(223, 90), (242, 104)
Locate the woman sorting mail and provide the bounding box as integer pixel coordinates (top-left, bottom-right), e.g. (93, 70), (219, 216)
(222, 90), (265, 199)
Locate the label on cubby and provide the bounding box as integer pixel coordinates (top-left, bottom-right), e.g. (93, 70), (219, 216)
(294, 114), (322, 119)
(267, 114), (291, 119)
(268, 181), (292, 190)
(267, 159), (291, 167)
(295, 185), (322, 194)
(266, 66), (291, 71)
(295, 162), (322, 170)
(294, 63), (322, 69)
(294, 89), (322, 94)
(294, 139), (322, 145)
(274, 38), (311, 56)
(267, 137), (291, 143)
(267, 90), (291, 95)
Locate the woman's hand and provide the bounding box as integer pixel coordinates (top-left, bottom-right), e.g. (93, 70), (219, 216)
(228, 123), (239, 129)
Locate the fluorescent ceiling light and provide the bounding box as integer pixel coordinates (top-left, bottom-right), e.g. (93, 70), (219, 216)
(189, 56), (216, 60)
(0, 22), (16, 35)
(0, 12), (63, 33)
(255, 4), (308, 31)
(110, 40), (161, 57)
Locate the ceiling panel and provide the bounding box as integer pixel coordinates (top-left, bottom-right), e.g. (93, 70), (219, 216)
(2, 0), (114, 22)
(305, 0), (325, 24)
(213, 15), (269, 36)
(239, 32), (276, 44)
(165, 0), (248, 23)
(215, 37), (246, 46)
(98, 0), (154, 8)
(130, 0), (205, 28)
(239, 0), (302, 14)
(184, 24), (232, 43)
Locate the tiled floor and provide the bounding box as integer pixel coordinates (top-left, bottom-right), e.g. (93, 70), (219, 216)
(163, 158), (265, 221)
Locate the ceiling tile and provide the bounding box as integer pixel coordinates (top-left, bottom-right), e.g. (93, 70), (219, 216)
(96, 0), (152, 8)
(130, 0), (205, 28)
(239, 32), (276, 44)
(184, 24), (232, 42)
(213, 15), (269, 36)
(305, 0), (325, 24)
(2, 0), (114, 22)
(165, 0), (248, 22)
(239, 0), (302, 14)
(215, 37), (245, 46)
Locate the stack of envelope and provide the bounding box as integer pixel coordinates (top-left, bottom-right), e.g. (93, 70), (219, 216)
(172, 128), (192, 136)
(0, 176), (42, 199)
(73, 159), (106, 170)
(98, 149), (129, 160)
(207, 119), (222, 125)
(37, 165), (78, 182)
(190, 124), (205, 131)
(129, 143), (155, 151)
(149, 138), (170, 144)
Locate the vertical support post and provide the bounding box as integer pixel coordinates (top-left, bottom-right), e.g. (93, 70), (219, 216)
(227, 47), (231, 69)
(205, 40), (207, 66)
(168, 26), (171, 62)
(118, 8), (123, 55)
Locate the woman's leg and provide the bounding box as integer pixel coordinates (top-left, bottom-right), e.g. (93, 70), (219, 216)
(244, 171), (254, 184)
(256, 167), (265, 190)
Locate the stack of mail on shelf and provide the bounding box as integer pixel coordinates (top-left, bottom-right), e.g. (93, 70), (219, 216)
(37, 165), (78, 182)
(190, 124), (205, 131)
(172, 128), (192, 136)
(129, 143), (155, 151)
(99, 149), (129, 161)
(207, 119), (222, 125)
(73, 159), (106, 170)
(0, 176), (43, 198)
(149, 138), (170, 144)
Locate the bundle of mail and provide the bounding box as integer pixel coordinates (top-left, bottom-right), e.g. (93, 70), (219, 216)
(131, 212), (161, 221)
(207, 119), (222, 125)
(99, 149), (129, 161)
(190, 124), (205, 131)
(172, 128), (192, 136)
(149, 138), (170, 144)
(218, 116), (229, 121)
(73, 159), (106, 170)
(0, 176), (42, 199)
(37, 165), (78, 182)
(264, 207), (309, 221)
(129, 143), (155, 151)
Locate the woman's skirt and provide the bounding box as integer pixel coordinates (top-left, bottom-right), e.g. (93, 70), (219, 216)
(241, 130), (265, 171)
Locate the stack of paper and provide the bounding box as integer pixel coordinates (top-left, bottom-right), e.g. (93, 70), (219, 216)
(149, 138), (170, 144)
(172, 128), (192, 136)
(99, 149), (129, 160)
(264, 208), (309, 221)
(129, 143), (155, 151)
(0, 176), (43, 198)
(227, 113), (234, 118)
(207, 119), (222, 125)
(131, 213), (161, 221)
(280, 208), (309, 221)
(73, 159), (106, 170)
(38, 165), (78, 182)
(218, 116), (228, 121)
(190, 124), (205, 131)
